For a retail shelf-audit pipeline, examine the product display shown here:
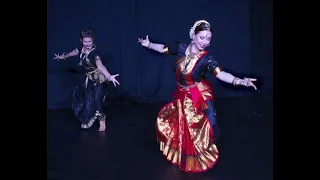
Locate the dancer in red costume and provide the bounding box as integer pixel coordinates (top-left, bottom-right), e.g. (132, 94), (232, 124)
(138, 20), (257, 172)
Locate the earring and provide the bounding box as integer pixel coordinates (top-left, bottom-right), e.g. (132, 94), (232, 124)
(191, 40), (194, 44)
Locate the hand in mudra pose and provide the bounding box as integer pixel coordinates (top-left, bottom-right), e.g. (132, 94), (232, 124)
(239, 77), (257, 90)
(108, 74), (120, 87)
(53, 53), (67, 60)
(138, 35), (151, 47)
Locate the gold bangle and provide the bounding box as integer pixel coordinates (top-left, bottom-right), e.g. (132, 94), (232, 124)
(231, 77), (236, 85)
(232, 78), (239, 86)
(163, 46), (169, 54)
(235, 78), (240, 86)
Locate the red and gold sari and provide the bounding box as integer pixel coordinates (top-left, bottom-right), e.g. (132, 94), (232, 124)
(156, 49), (219, 172)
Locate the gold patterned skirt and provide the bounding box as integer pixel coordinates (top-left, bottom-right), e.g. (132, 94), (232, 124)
(156, 80), (219, 172)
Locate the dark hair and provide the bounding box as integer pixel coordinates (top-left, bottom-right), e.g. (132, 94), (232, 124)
(194, 22), (212, 35)
(80, 28), (94, 40)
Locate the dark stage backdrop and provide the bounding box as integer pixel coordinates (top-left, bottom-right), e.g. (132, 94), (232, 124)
(47, 0), (273, 109)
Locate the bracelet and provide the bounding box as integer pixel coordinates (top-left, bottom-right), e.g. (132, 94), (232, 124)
(232, 77), (240, 86)
(148, 42), (152, 49)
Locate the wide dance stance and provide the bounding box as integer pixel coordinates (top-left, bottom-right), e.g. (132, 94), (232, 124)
(156, 47), (219, 172)
(138, 20), (257, 172)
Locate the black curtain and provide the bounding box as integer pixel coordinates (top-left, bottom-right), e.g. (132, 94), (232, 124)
(47, 0), (273, 109)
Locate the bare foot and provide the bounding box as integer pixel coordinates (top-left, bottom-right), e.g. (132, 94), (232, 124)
(98, 121), (106, 131)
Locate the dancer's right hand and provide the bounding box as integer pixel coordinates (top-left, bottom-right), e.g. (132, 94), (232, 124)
(138, 35), (150, 47)
(54, 53), (66, 61)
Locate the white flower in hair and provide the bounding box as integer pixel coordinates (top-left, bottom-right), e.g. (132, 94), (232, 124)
(189, 20), (211, 39)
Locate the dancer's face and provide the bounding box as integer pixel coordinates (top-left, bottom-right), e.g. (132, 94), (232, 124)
(81, 37), (94, 50)
(192, 30), (212, 51)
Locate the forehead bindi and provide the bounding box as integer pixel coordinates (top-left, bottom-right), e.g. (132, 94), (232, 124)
(196, 31), (212, 38)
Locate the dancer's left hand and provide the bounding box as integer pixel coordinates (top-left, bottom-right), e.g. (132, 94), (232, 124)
(239, 77), (257, 90)
(109, 74), (120, 87)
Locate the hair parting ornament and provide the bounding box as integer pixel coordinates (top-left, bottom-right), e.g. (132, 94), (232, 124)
(189, 20), (211, 39)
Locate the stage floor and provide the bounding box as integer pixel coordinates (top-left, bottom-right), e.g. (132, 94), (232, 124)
(47, 92), (273, 180)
